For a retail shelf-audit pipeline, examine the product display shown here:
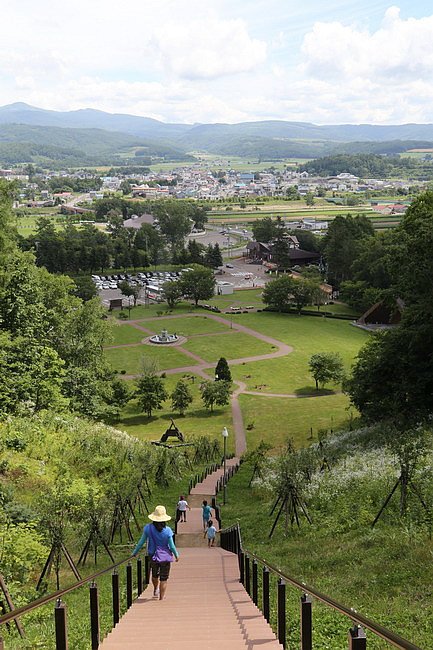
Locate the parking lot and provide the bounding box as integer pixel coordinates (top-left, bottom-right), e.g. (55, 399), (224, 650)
(93, 270), (185, 308)
(94, 260), (269, 308)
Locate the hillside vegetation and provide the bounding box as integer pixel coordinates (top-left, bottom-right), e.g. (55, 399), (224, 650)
(0, 123), (193, 166)
(225, 425), (433, 648)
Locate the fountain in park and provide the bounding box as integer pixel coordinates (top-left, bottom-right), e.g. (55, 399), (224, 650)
(149, 328), (179, 344)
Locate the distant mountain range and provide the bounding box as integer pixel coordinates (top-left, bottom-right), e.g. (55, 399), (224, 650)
(1, 102), (433, 166)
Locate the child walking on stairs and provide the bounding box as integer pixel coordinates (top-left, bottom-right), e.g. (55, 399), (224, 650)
(205, 519), (217, 547)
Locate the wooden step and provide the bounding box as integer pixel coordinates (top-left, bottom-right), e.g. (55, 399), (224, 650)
(100, 548), (282, 650)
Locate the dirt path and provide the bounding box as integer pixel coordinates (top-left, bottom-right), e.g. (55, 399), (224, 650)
(109, 312), (325, 454)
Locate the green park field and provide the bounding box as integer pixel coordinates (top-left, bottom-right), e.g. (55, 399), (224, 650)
(105, 305), (368, 451)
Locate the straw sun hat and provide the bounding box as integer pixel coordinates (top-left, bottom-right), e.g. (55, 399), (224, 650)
(148, 505), (171, 522)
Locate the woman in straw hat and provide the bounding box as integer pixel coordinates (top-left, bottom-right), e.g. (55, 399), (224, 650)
(132, 505), (179, 601)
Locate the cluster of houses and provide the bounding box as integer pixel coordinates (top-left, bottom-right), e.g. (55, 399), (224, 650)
(2, 163), (418, 212)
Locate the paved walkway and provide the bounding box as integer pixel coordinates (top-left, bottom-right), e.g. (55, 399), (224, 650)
(100, 466), (282, 650)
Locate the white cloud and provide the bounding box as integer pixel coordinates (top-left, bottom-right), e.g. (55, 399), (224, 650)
(2, 3), (433, 125)
(301, 6), (433, 83)
(151, 15), (267, 80)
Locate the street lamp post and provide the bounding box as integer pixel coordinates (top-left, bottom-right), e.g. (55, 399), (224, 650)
(222, 427), (229, 505)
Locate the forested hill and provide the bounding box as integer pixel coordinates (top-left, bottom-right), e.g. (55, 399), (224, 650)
(299, 153), (423, 178)
(0, 123), (193, 166)
(3, 103), (433, 162)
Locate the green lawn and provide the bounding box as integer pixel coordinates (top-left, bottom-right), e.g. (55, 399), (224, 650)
(104, 344), (195, 374)
(108, 323), (149, 345)
(239, 393), (354, 449)
(137, 315), (230, 336)
(115, 375), (235, 452)
(182, 331), (275, 363)
(230, 312), (368, 393)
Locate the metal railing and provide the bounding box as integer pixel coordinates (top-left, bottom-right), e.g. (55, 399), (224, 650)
(220, 523), (421, 650)
(0, 554), (146, 649)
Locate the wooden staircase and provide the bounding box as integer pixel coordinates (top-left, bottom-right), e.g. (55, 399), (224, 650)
(100, 463), (283, 649)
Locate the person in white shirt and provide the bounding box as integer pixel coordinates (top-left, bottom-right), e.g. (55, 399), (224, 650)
(177, 495), (191, 522)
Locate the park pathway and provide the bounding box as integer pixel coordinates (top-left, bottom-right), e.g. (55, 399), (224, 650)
(100, 465), (282, 650)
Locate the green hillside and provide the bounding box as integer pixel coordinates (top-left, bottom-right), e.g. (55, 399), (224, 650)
(0, 123), (193, 166)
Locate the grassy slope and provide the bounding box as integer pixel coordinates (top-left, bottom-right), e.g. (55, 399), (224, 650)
(114, 374), (235, 452)
(222, 463), (433, 650)
(240, 393), (354, 449)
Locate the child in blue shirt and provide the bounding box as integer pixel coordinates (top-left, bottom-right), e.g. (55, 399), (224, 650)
(202, 500), (213, 531)
(204, 519), (217, 547)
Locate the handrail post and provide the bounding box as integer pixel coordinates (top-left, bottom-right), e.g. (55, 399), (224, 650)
(278, 578), (286, 649)
(239, 551), (245, 585)
(301, 594), (312, 650)
(262, 567), (270, 623)
(245, 555), (251, 595)
(112, 570), (120, 627)
(144, 555), (149, 585)
(137, 558), (143, 596)
(252, 560), (258, 605)
(54, 599), (68, 650)
(89, 582), (100, 650)
(348, 625), (367, 649)
(126, 563), (133, 609)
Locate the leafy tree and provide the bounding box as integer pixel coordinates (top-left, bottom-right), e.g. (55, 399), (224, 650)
(215, 357), (232, 382)
(162, 280), (183, 308)
(262, 275), (296, 311)
(199, 380), (232, 412)
(340, 280), (383, 312)
(0, 179), (17, 260)
(152, 200), (193, 252)
(171, 379), (193, 416)
(252, 217), (277, 243)
(346, 316), (433, 424)
(309, 352), (345, 390)
(179, 266), (215, 306)
(291, 278), (316, 313)
(0, 333), (66, 414)
(135, 223), (166, 267)
(288, 228), (319, 253)
(286, 186), (300, 200)
(120, 180), (131, 195)
(322, 214), (374, 287)
(72, 275), (98, 302)
(136, 375), (168, 418)
(305, 192), (315, 206)
(119, 280), (140, 306)
(107, 378), (131, 419)
(272, 217), (291, 269)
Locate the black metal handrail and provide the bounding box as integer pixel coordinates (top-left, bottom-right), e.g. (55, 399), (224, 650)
(0, 554), (134, 628)
(220, 523), (421, 650)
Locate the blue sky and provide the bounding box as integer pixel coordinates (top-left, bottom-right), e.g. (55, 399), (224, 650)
(2, 1), (433, 124)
